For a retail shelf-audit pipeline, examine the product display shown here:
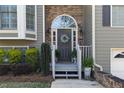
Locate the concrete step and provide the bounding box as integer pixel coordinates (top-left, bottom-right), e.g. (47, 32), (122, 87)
(55, 74), (78, 77)
(55, 63), (78, 71)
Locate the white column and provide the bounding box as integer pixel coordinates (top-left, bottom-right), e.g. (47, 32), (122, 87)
(17, 5), (26, 39)
(52, 45), (55, 79)
(77, 45), (82, 79)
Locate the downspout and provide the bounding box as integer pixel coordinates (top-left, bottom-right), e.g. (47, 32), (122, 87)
(92, 5), (103, 71)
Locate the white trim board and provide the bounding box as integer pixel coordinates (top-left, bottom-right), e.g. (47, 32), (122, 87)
(0, 46), (29, 49)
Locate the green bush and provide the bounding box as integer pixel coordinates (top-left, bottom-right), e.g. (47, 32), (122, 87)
(83, 57), (93, 67)
(25, 48), (39, 70)
(0, 48), (5, 64)
(41, 43), (51, 76)
(8, 49), (22, 64)
(55, 49), (61, 59)
(71, 48), (77, 58)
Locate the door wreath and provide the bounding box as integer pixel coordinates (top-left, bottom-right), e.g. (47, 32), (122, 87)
(60, 34), (70, 43)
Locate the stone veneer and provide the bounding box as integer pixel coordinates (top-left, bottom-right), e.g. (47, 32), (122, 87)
(45, 5), (84, 45)
(94, 70), (124, 88)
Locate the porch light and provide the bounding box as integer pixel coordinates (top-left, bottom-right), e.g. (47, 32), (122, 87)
(47, 28), (51, 33)
(78, 24), (83, 33)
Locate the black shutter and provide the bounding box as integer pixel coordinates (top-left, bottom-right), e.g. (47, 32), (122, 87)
(102, 5), (110, 26)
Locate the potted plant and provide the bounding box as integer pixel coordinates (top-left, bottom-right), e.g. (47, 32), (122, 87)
(71, 48), (77, 63)
(55, 49), (61, 62)
(83, 57), (93, 79)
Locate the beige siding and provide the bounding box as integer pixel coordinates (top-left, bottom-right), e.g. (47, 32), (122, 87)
(95, 6), (124, 73)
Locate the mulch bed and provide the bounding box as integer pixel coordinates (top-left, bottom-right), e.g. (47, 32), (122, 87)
(0, 73), (53, 82)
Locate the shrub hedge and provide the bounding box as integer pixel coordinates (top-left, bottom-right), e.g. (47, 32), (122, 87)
(0, 47), (40, 76)
(0, 48), (6, 64)
(8, 49), (22, 64)
(25, 48), (39, 71)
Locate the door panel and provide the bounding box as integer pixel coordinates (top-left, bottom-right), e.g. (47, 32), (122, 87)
(57, 29), (72, 62)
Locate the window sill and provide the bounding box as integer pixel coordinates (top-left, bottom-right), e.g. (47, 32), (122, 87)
(0, 30), (18, 33)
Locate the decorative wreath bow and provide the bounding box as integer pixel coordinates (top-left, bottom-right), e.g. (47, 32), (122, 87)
(60, 34), (70, 43)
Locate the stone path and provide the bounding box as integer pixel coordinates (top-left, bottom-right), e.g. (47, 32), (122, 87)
(51, 79), (104, 88)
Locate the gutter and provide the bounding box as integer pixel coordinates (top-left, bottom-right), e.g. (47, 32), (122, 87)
(92, 5), (103, 71)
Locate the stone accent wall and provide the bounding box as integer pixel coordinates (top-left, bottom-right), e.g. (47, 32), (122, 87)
(94, 71), (124, 88)
(45, 5), (84, 45)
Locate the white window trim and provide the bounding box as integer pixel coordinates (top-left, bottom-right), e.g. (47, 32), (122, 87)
(0, 30), (17, 33)
(25, 5), (37, 40)
(111, 5), (124, 28)
(0, 46), (29, 49)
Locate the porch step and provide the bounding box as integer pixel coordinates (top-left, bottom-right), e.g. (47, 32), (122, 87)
(55, 74), (78, 77)
(55, 63), (78, 71)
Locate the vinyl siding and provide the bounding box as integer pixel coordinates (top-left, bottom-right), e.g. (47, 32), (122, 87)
(31, 5), (43, 49)
(95, 5), (124, 73)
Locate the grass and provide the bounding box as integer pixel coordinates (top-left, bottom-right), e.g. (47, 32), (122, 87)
(0, 82), (50, 88)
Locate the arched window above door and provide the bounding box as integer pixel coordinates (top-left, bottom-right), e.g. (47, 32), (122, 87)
(51, 14), (77, 29)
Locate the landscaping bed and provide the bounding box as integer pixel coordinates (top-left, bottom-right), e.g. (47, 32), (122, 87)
(0, 73), (53, 88)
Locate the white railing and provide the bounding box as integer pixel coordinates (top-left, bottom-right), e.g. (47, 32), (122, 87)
(80, 46), (92, 61)
(80, 46), (103, 71)
(51, 45), (56, 79)
(76, 44), (82, 80)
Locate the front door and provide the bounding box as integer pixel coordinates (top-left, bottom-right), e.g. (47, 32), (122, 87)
(57, 29), (72, 62)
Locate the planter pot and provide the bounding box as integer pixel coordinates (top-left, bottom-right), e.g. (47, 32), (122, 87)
(84, 67), (91, 79)
(72, 57), (77, 63)
(55, 58), (58, 62)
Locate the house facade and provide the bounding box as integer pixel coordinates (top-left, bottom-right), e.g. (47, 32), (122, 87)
(0, 5), (124, 80)
(95, 5), (124, 79)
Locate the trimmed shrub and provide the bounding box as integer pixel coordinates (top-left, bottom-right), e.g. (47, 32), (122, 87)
(25, 48), (39, 71)
(0, 48), (6, 64)
(11, 63), (33, 76)
(0, 64), (10, 75)
(41, 43), (51, 76)
(8, 49), (22, 64)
